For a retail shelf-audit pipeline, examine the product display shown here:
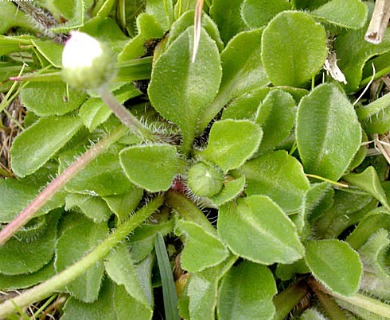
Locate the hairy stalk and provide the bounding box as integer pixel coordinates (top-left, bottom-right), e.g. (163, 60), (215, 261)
(0, 125), (129, 246)
(273, 281), (309, 320)
(166, 191), (216, 235)
(334, 293), (390, 318)
(308, 278), (348, 320)
(0, 195), (164, 318)
(315, 280), (390, 318)
(16, 2), (63, 42)
(98, 84), (154, 141)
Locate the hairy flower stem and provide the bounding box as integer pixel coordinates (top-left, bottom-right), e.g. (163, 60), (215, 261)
(308, 278), (348, 320)
(313, 278), (390, 318)
(0, 195), (164, 318)
(98, 84), (154, 141)
(166, 191), (216, 235)
(272, 281), (309, 320)
(334, 292), (390, 318)
(0, 125), (129, 246)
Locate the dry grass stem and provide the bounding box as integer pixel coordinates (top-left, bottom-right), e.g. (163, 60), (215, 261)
(192, 0), (204, 63)
(365, 0), (390, 44)
(374, 133), (390, 164)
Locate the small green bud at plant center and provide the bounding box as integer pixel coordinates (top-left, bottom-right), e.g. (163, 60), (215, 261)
(188, 161), (224, 197)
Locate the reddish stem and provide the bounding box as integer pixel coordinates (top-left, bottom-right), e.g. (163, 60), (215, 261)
(0, 126), (128, 246)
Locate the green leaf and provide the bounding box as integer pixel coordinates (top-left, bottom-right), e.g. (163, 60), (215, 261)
(344, 166), (390, 211)
(199, 120), (262, 172)
(276, 259), (310, 281)
(55, 213), (107, 302)
(261, 11), (327, 87)
(50, 0), (93, 31)
(118, 13), (165, 61)
(210, 175), (246, 207)
(241, 151), (310, 213)
(209, 0), (247, 44)
(218, 195), (305, 264)
(65, 193), (112, 222)
(129, 219), (174, 263)
(113, 284), (152, 320)
(154, 233), (180, 320)
(0, 260), (55, 291)
(0, 2), (37, 34)
(358, 229), (390, 300)
(175, 220), (229, 273)
(168, 10), (224, 52)
(314, 190), (376, 239)
(10, 116), (83, 177)
(61, 278), (116, 320)
(79, 84), (142, 132)
(356, 92), (390, 134)
(0, 211), (59, 275)
(134, 254), (154, 306)
(221, 87), (270, 121)
(80, 16), (129, 53)
(205, 29), (269, 125)
(334, 22), (390, 93)
(105, 244), (152, 318)
(217, 261), (276, 320)
(145, 0), (174, 31)
(103, 188), (144, 225)
(120, 144), (185, 192)
(0, 35), (32, 56)
(311, 0), (367, 29)
(346, 210), (390, 250)
(0, 177), (65, 222)
(20, 81), (87, 116)
(92, 0), (116, 18)
(148, 27), (222, 153)
(241, 0), (291, 28)
(32, 39), (63, 68)
(61, 149), (134, 196)
(186, 256), (237, 320)
(255, 90), (296, 154)
(305, 182), (334, 222)
(305, 240), (363, 296)
(173, 0), (196, 19)
(296, 83), (362, 181)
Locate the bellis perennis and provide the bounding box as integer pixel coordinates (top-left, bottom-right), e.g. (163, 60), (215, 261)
(62, 31), (115, 90)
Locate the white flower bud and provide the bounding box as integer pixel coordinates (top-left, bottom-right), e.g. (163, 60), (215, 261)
(62, 31), (115, 90)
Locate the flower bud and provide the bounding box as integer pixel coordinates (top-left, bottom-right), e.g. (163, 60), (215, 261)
(188, 161), (224, 197)
(62, 31), (115, 90)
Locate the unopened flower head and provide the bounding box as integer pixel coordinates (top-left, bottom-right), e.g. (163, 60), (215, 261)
(188, 161), (224, 197)
(62, 31), (115, 90)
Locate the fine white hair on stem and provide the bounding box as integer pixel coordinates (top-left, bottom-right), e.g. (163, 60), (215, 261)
(192, 0), (204, 63)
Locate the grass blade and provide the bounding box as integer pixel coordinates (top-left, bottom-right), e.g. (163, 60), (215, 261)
(154, 233), (180, 320)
